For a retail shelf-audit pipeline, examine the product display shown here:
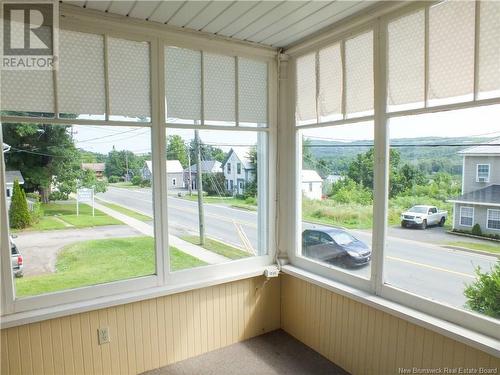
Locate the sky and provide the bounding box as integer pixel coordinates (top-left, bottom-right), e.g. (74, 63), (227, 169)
(72, 103), (500, 155)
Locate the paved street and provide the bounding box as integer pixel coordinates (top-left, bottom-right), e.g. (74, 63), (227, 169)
(97, 186), (498, 309)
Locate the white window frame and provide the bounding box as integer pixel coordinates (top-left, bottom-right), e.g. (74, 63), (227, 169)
(0, 8), (277, 319)
(286, 1), (500, 340)
(486, 209), (500, 231)
(459, 206), (474, 227)
(476, 163), (490, 182)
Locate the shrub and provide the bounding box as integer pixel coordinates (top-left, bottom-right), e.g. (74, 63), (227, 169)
(471, 223), (482, 236)
(464, 261), (500, 318)
(108, 175), (120, 183)
(131, 175), (143, 186)
(244, 196), (257, 205)
(30, 201), (44, 224)
(26, 192), (41, 201)
(49, 191), (69, 201)
(140, 179), (151, 188)
(9, 179), (31, 229)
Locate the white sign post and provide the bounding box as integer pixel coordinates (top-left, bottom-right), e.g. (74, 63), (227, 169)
(77, 188), (95, 216)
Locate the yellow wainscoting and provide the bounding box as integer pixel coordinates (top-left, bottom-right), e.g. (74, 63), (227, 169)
(281, 274), (500, 375)
(1, 276), (280, 375)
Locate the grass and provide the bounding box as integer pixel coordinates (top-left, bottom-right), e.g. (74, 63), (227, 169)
(98, 201), (152, 221)
(109, 182), (137, 189)
(181, 235), (251, 260)
(180, 194), (258, 211)
(15, 237), (207, 297)
(445, 241), (500, 255)
(25, 202), (122, 231)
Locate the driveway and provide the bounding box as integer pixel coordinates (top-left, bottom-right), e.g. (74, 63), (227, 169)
(15, 225), (142, 276)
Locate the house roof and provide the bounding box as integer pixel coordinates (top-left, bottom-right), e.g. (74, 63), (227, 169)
(60, 1), (379, 49)
(458, 138), (500, 155)
(448, 185), (500, 206)
(302, 170), (323, 183)
(185, 160), (222, 173)
(5, 170), (24, 185)
(221, 147), (254, 170)
(81, 163), (105, 172)
(145, 160), (184, 174)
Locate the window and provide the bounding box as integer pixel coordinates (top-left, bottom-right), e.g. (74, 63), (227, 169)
(172, 178), (177, 187)
(237, 163), (241, 174)
(477, 164), (490, 182)
(460, 207), (474, 227)
(487, 209), (500, 230)
(2, 124), (156, 299)
(227, 163), (231, 173)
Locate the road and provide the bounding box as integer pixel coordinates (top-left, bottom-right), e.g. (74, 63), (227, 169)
(98, 186), (498, 309)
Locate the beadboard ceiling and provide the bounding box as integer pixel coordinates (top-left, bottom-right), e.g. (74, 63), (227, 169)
(61, 1), (378, 48)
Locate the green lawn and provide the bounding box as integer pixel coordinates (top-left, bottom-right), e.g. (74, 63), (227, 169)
(445, 241), (500, 255)
(98, 201), (152, 221)
(109, 182), (138, 189)
(28, 202), (122, 231)
(181, 235), (251, 260)
(15, 237), (206, 297)
(180, 194), (257, 210)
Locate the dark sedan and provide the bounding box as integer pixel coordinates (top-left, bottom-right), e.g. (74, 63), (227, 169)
(302, 228), (371, 268)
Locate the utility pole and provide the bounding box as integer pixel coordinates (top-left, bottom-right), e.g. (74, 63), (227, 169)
(195, 130), (205, 245)
(125, 152), (129, 181)
(187, 148), (192, 196)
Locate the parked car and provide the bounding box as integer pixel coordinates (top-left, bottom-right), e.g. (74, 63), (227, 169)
(400, 205), (448, 229)
(10, 236), (23, 277)
(302, 228), (371, 268)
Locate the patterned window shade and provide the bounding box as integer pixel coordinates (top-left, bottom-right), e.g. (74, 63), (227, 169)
(238, 58), (268, 126)
(345, 31), (374, 117)
(1, 70), (54, 114)
(204, 53), (236, 125)
(59, 30), (105, 117)
(318, 44), (342, 122)
(108, 37), (151, 121)
(428, 1), (475, 106)
(296, 53), (317, 125)
(387, 10), (425, 111)
(478, 1), (500, 100)
(165, 47), (202, 124)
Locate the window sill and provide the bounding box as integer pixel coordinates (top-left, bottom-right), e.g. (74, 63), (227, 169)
(281, 264), (500, 358)
(0, 267), (268, 329)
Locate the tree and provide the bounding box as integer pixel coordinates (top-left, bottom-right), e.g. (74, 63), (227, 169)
(202, 172), (227, 196)
(3, 124), (81, 203)
(9, 179), (31, 229)
(391, 163), (426, 196)
(104, 148), (144, 179)
(243, 146), (258, 198)
(464, 261), (500, 318)
(166, 135), (189, 168)
(79, 169), (107, 193)
(302, 137), (316, 170)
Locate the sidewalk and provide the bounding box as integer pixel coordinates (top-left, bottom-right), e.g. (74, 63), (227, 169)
(92, 201), (229, 265)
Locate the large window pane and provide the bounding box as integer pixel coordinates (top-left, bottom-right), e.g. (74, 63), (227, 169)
(296, 53), (317, 126)
(2, 124), (155, 297)
(299, 122), (374, 278)
(163, 129), (268, 271)
(386, 105), (500, 318)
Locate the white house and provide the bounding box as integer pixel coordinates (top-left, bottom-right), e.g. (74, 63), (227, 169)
(142, 160), (185, 190)
(301, 170), (323, 200)
(221, 148), (255, 195)
(5, 170), (24, 198)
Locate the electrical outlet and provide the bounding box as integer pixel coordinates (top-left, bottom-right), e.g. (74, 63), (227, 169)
(97, 327), (110, 345)
(264, 265), (279, 278)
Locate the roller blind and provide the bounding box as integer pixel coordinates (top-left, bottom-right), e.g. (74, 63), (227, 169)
(204, 53), (236, 124)
(387, 10), (425, 111)
(165, 47), (202, 123)
(295, 53), (317, 125)
(345, 31), (373, 117)
(428, 1), (475, 105)
(238, 58), (268, 125)
(108, 37), (151, 121)
(1, 70), (54, 114)
(58, 30), (105, 117)
(478, 1), (500, 100)
(318, 44), (342, 122)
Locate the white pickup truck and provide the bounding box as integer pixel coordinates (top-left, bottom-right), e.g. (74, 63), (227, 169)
(400, 205), (448, 229)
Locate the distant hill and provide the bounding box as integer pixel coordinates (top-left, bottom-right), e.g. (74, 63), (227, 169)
(304, 136), (495, 176)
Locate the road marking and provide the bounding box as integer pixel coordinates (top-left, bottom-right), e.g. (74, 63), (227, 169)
(386, 256), (475, 279)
